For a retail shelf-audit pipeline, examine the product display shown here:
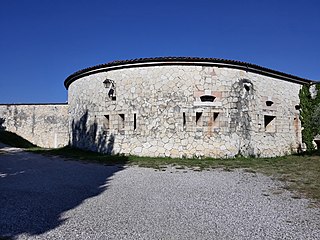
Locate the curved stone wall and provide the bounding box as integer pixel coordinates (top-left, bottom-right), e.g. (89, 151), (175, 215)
(67, 62), (303, 158)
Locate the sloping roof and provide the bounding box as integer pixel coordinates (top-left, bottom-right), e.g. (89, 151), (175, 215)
(64, 57), (314, 89)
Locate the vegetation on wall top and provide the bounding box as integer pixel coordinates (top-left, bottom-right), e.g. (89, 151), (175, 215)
(299, 83), (320, 150)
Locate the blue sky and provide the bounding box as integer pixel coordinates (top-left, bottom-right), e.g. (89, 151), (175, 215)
(0, 0), (319, 103)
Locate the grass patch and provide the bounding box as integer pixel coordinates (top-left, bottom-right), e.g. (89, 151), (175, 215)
(0, 237), (12, 240)
(0, 131), (36, 148)
(27, 146), (320, 203)
(0, 134), (319, 204)
(29, 146), (129, 165)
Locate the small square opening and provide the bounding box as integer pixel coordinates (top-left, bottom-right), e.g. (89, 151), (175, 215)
(264, 115), (276, 132)
(200, 95), (216, 102)
(266, 100), (274, 107)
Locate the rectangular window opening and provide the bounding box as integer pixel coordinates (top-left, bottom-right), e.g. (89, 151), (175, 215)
(134, 113), (137, 130)
(213, 112), (219, 121)
(119, 114), (125, 129)
(196, 112), (202, 126)
(183, 112), (186, 128)
(212, 112), (220, 128)
(264, 115), (276, 132)
(104, 115), (110, 129)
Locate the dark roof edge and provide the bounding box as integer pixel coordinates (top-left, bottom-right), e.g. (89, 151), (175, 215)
(64, 57), (314, 89)
(0, 103), (68, 106)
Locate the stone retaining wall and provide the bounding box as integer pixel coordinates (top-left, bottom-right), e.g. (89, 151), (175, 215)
(0, 104), (69, 148)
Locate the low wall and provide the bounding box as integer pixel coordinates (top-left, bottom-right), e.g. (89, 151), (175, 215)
(0, 103), (69, 148)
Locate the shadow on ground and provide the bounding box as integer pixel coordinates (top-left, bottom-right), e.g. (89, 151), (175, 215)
(0, 110), (129, 238)
(0, 147), (127, 238)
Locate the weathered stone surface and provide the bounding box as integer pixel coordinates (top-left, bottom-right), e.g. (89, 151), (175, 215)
(0, 104), (68, 148)
(65, 63), (303, 158)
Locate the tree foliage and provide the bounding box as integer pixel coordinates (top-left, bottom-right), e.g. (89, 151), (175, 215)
(299, 83), (320, 150)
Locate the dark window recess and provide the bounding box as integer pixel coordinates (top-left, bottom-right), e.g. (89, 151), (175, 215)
(242, 80), (252, 92)
(103, 79), (112, 88)
(213, 112), (219, 121)
(134, 113), (137, 130)
(104, 115), (110, 129)
(196, 112), (202, 125)
(295, 105), (301, 110)
(266, 100), (274, 106)
(119, 114), (125, 129)
(200, 95), (216, 102)
(104, 79), (116, 101)
(264, 115), (275, 127)
(108, 89), (116, 101)
(183, 112), (186, 127)
(108, 89), (114, 98)
(264, 115), (276, 132)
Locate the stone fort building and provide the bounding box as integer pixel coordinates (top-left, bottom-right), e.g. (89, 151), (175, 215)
(0, 57), (314, 158)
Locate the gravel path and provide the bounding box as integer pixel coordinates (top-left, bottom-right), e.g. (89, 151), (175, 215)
(1, 145), (319, 239)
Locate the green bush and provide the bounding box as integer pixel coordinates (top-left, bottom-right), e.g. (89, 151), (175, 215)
(299, 83), (320, 150)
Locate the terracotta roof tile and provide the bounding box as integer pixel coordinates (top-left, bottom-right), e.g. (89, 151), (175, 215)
(64, 57), (313, 89)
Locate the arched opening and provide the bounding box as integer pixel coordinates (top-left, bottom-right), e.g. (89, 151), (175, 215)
(266, 100), (274, 106)
(200, 95), (216, 102)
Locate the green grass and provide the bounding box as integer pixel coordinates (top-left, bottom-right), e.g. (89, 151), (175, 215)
(0, 236), (12, 240)
(0, 131), (319, 204)
(28, 146), (320, 203)
(29, 146), (129, 165)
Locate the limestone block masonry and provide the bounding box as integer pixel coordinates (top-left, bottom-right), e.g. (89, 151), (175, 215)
(0, 104), (69, 148)
(64, 57), (313, 158)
